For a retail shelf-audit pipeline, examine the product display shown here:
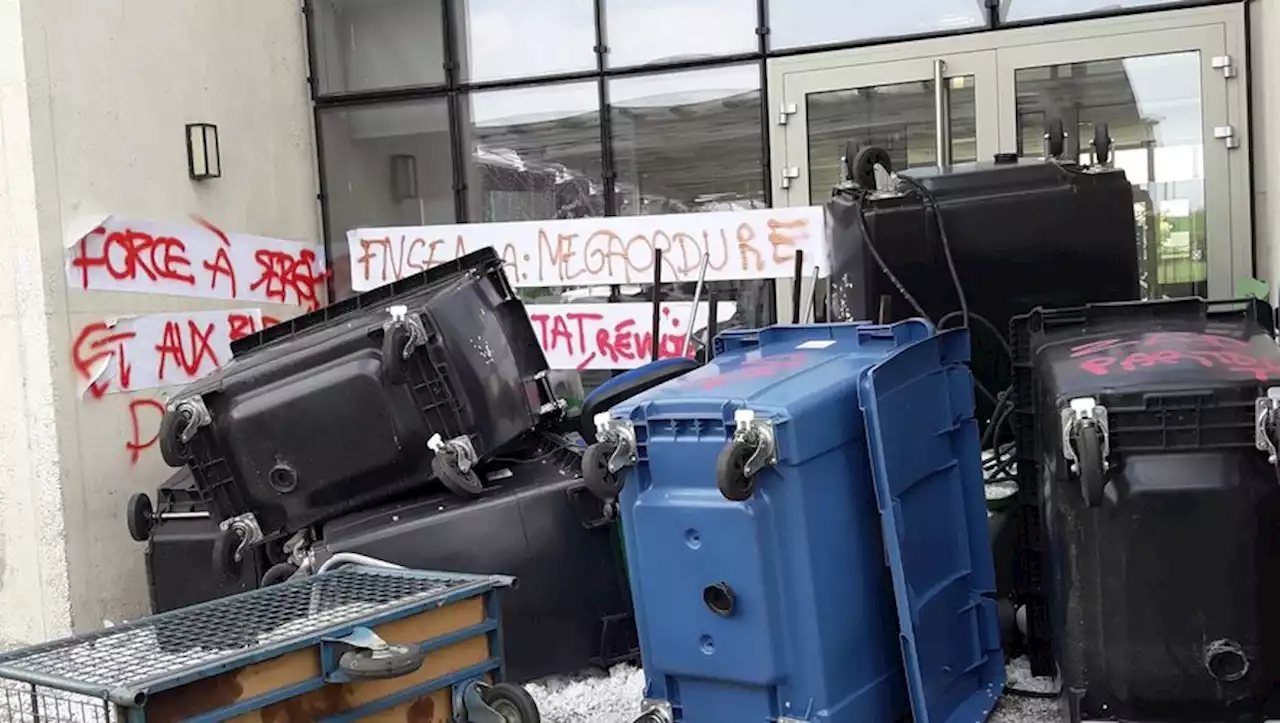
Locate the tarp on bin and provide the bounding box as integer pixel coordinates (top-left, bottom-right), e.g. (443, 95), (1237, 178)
(858, 327), (1005, 723)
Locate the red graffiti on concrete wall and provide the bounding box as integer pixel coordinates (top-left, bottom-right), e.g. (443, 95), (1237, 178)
(72, 312), (281, 464)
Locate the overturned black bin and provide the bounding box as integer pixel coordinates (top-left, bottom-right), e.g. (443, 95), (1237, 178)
(1012, 297), (1280, 721)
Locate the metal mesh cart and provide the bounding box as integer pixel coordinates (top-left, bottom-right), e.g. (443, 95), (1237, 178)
(0, 562), (540, 722)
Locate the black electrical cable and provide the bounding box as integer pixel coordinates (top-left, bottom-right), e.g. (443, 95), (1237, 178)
(854, 191), (930, 321)
(854, 190), (1003, 407)
(899, 174), (970, 330)
(939, 310), (1014, 367)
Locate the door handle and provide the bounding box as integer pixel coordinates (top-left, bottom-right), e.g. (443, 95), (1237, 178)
(934, 59), (951, 170)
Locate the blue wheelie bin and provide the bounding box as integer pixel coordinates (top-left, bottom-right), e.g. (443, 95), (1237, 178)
(584, 321), (1004, 723)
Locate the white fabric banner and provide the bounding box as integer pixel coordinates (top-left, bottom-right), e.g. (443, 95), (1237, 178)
(347, 206), (827, 292)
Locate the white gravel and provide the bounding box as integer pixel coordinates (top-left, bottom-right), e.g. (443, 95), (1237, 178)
(525, 659), (1060, 723)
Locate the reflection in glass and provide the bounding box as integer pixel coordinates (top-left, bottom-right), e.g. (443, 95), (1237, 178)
(311, 0), (447, 94)
(610, 64), (768, 333)
(319, 100), (456, 300)
(456, 0), (596, 82)
(805, 76), (978, 204)
(770, 0), (986, 51)
(466, 82), (603, 225)
(1002, 0), (1188, 23)
(1014, 53), (1205, 298)
(605, 0), (757, 68)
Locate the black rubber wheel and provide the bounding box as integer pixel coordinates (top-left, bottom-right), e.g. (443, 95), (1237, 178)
(717, 442), (757, 502)
(338, 645), (425, 680)
(213, 526), (246, 578)
(850, 146), (893, 191)
(480, 682), (541, 723)
(633, 713), (665, 723)
(261, 562), (298, 587)
(582, 442), (624, 500)
(1044, 117), (1066, 159)
(1075, 424), (1106, 507)
(157, 407), (193, 467)
(126, 493), (154, 542)
(1092, 123), (1112, 165)
(432, 453), (484, 498)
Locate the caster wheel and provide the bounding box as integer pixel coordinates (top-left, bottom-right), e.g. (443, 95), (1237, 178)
(1092, 123), (1112, 165)
(213, 526), (247, 579)
(157, 407), (193, 467)
(1044, 117), (1066, 159)
(582, 442), (624, 500)
(261, 562), (298, 587)
(1075, 424), (1106, 507)
(338, 645), (425, 680)
(479, 682), (541, 723)
(432, 453), (484, 498)
(850, 146), (893, 191)
(716, 442), (757, 502)
(633, 713), (665, 723)
(126, 493), (154, 542)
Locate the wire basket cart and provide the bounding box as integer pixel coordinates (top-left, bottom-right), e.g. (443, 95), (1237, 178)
(0, 560), (539, 722)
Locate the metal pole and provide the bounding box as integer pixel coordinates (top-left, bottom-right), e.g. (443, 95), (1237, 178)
(803, 265), (820, 324)
(682, 255), (711, 355)
(791, 250), (804, 324)
(651, 250), (663, 361)
(933, 59), (950, 171)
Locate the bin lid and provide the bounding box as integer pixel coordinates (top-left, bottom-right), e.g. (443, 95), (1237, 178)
(858, 328), (1005, 723)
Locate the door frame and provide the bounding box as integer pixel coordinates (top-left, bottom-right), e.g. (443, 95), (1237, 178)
(767, 2), (1250, 315)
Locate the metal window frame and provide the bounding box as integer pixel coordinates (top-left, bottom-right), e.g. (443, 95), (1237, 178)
(303, 0), (1239, 302)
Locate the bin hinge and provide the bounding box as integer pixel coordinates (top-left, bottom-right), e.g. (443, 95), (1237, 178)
(1060, 397), (1110, 474)
(1214, 125), (1240, 150)
(1212, 55), (1237, 79)
(1254, 388), (1280, 464)
(733, 409), (778, 478)
(595, 414), (638, 473)
(778, 102), (798, 125)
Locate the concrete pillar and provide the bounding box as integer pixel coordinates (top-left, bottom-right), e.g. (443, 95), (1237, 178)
(0, 0), (73, 649)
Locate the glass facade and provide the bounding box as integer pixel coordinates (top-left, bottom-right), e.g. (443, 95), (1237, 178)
(308, 0), (1222, 302)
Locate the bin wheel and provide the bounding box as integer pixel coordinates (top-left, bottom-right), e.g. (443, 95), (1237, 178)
(1092, 123), (1112, 165)
(338, 645), (425, 680)
(157, 408), (193, 467)
(479, 682), (541, 723)
(213, 526), (246, 578)
(126, 493), (154, 542)
(261, 562), (298, 587)
(1044, 117), (1066, 159)
(633, 713), (665, 723)
(1075, 424), (1106, 507)
(582, 442), (624, 500)
(717, 442), (757, 502)
(850, 146), (893, 191)
(432, 453), (484, 498)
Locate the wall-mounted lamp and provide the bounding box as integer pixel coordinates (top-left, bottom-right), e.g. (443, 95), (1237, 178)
(185, 123), (221, 180)
(390, 154), (419, 200)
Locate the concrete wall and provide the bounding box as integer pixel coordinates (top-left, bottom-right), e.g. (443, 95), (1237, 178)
(0, 0), (72, 650)
(0, 0), (318, 645)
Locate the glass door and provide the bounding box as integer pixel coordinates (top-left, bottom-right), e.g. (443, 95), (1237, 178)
(769, 4), (1250, 311)
(770, 50), (1000, 321)
(997, 25), (1247, 299)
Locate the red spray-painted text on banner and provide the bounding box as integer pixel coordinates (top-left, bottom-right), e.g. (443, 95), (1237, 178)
(67, 216), (328, 311)
(71, 309), (279, 398)
(526, 302), (738, 371)
(347, 207), (827, 293)
(1072, 331), (1280, 381)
